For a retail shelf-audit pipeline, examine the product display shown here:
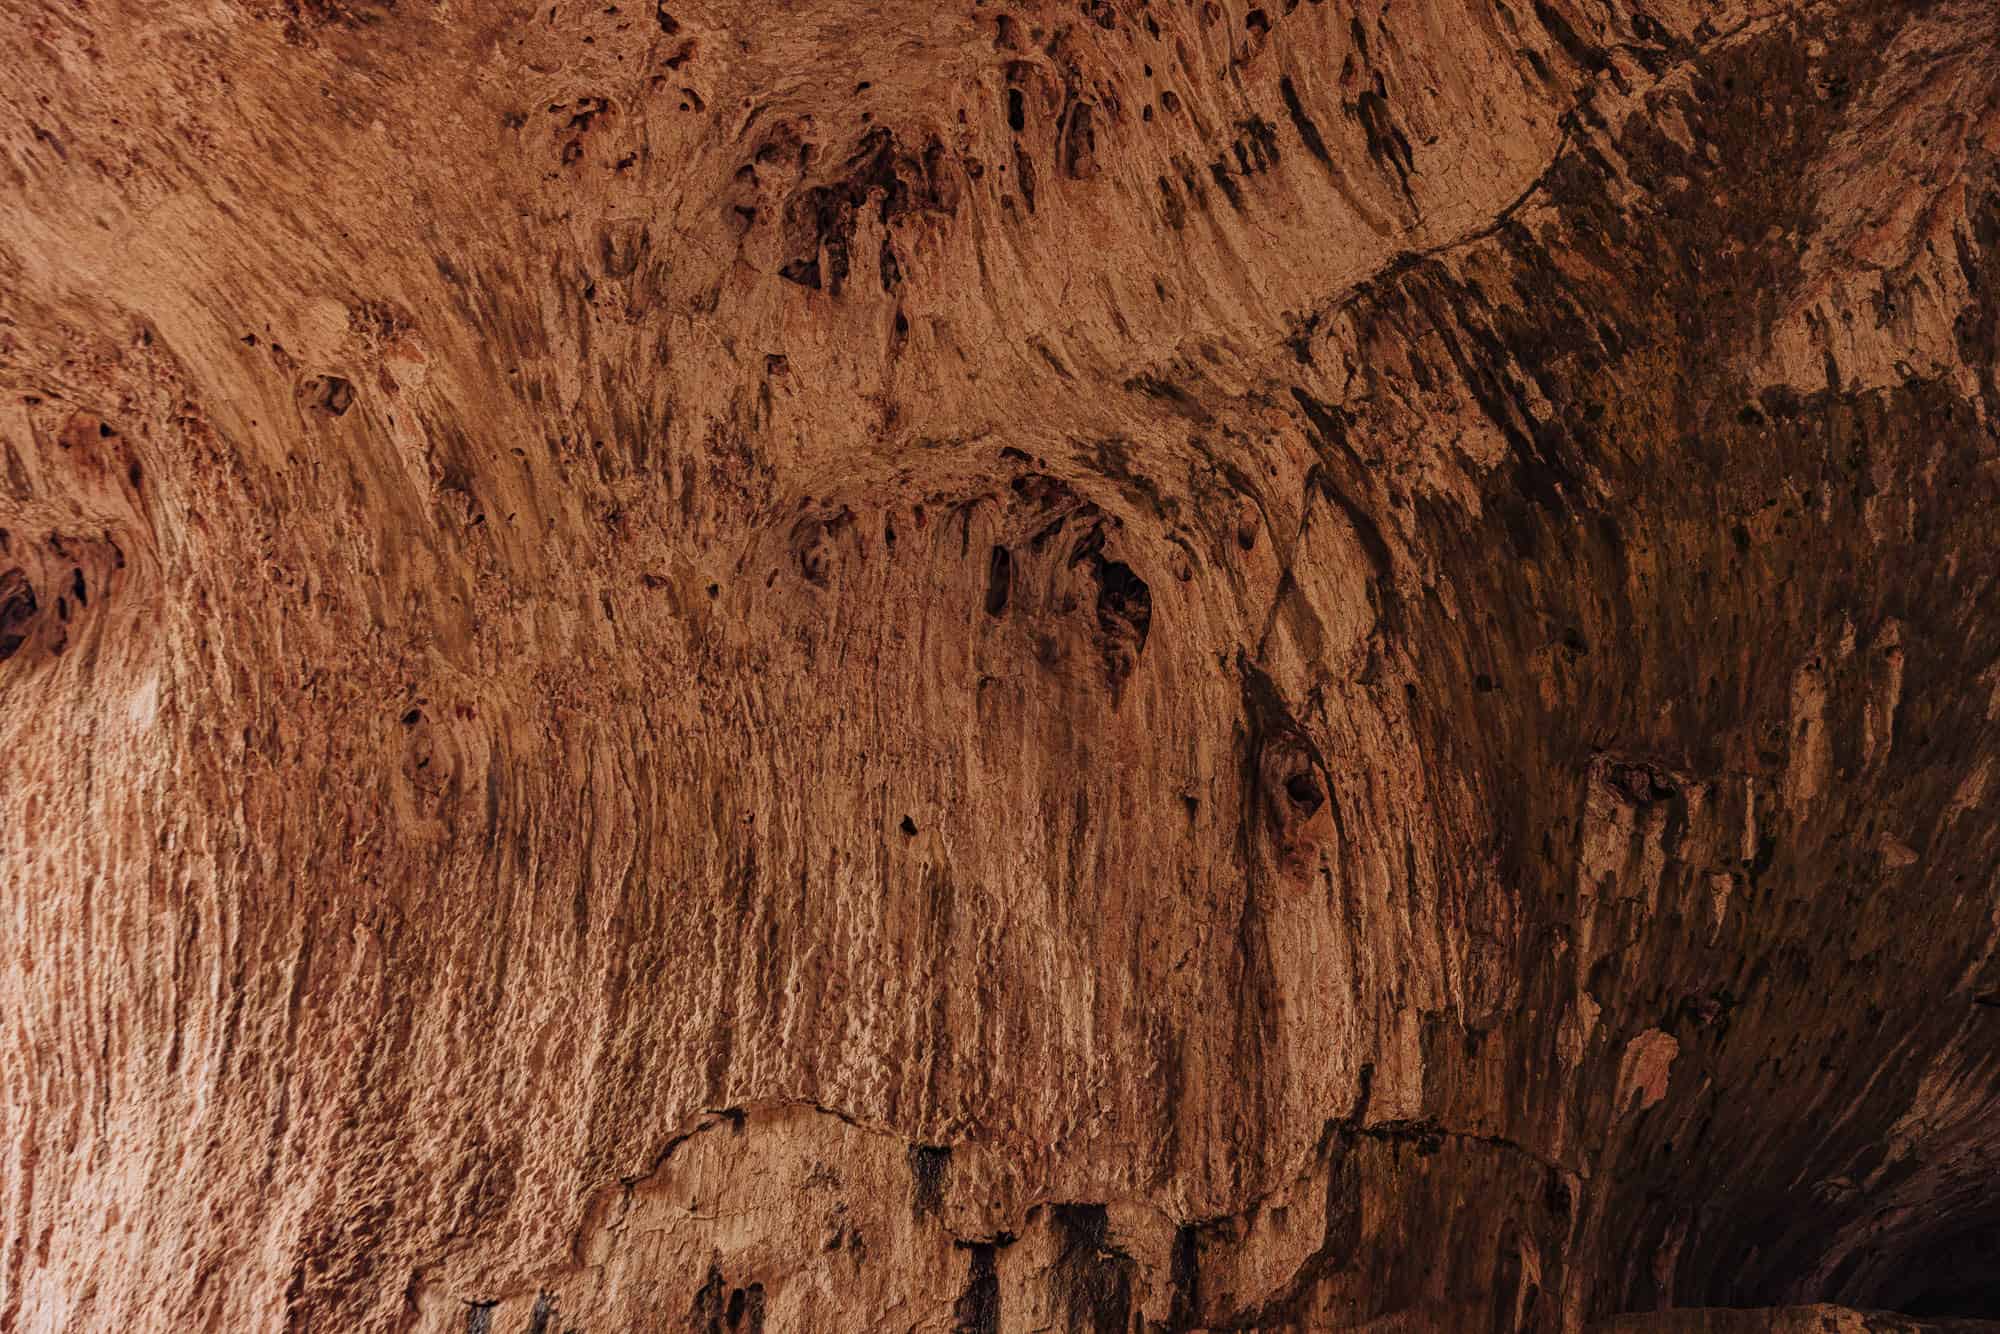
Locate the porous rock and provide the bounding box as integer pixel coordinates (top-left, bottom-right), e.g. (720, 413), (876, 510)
(3, 0), (2000, 1329)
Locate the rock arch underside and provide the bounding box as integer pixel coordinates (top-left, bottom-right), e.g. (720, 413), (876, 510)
(5, 0), (2000, 1329)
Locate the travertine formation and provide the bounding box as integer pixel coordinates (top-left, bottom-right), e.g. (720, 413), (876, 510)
(3, 0), (1999, 1329)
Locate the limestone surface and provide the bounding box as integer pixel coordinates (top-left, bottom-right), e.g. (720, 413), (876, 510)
(2, 0), (1999, 1329)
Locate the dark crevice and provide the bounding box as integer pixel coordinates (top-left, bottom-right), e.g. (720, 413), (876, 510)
(1049, 1205), (1136, 1334)
(909, 1144), (950, 1217)
(951, 1242), (1000, 1334)
(984, 545), (1011, 616)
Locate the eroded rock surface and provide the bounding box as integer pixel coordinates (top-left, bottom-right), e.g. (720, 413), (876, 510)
(2, 0), (1999, 1328)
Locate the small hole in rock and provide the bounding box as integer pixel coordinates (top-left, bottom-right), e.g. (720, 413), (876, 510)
(310, 376), (355, 416)
(402, 709), (423, 727)
(900, 816), (918, 836)
(1284, 772), (1323, 814)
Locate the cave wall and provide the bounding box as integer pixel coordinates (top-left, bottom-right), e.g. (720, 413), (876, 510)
(2, 0), (1999, 1329)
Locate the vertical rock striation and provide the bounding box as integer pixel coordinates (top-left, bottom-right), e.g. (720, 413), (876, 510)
(2, 0), (1998, 1328)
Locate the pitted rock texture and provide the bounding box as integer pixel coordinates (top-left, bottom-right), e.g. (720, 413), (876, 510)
(3, 0), (2000, 1329)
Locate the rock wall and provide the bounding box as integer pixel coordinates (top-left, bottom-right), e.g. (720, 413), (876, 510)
(2, 0), (1998, 1329)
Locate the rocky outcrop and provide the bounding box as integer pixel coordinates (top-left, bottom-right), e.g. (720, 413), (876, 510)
(2, 0), (1999, 1329)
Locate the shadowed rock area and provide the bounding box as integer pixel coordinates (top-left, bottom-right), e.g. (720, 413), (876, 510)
(2, 0), (1999, 1329)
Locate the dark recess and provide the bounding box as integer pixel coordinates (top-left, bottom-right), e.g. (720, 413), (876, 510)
(986, 545), (1012, 615)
